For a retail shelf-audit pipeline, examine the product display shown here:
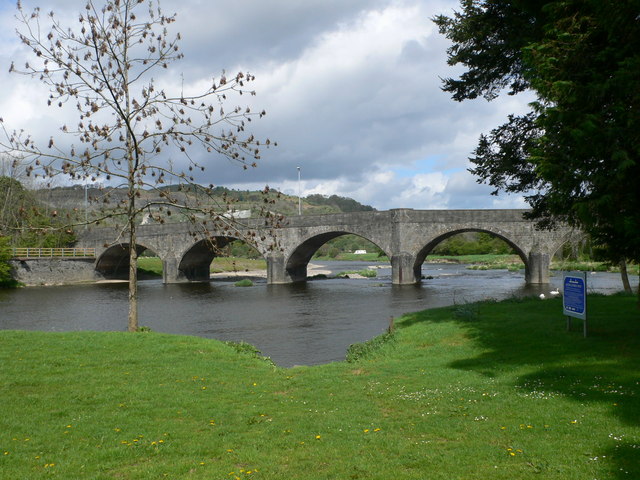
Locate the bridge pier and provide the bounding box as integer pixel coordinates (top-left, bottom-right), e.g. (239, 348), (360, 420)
(162, 257), (184, 283)
(525, 252), (551, 284)
(266, 255), (288, 284)
(266, 255), (308, 284)
(391, 253), (421, 285)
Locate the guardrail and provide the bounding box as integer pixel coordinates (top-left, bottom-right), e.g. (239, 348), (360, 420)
(11, 247), (96, 258)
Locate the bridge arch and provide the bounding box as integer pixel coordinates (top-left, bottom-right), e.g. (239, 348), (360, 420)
(95, 242), (157, 279)
(178, 236), (240, 282)
(284, 231), (389, 283)
(414, 228), (529, 280)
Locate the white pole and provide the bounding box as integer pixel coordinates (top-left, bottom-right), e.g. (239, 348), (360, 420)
(297, 166), (301, 215)
(84, 183), (88, 228)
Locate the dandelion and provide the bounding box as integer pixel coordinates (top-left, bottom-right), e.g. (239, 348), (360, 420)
(363, 429), (369, 433)
(315, 435), (321, 440)
(374, 428), (381, 432)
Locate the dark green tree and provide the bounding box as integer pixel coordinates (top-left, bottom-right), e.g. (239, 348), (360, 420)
(435, 0), (640, 296)
(0, 236), (17, 287)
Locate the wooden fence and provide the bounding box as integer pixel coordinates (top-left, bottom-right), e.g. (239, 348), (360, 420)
(11, 247), (96, 259)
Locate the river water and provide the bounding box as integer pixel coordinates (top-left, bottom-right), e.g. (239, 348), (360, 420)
(0, 261), (634, 367)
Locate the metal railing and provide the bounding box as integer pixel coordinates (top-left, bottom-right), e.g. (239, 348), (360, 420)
(11, 247), (96, 259)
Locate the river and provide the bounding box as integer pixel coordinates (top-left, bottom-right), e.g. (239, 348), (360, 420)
(0, 261), (634, 367)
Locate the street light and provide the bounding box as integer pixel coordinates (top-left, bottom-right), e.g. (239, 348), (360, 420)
(297, 166), (301, 215)
(84, 182), (88, 229)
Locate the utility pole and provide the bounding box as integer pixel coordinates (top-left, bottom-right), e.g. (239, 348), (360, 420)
(297, 166), (301, 215)
(84, 183), (88, 229)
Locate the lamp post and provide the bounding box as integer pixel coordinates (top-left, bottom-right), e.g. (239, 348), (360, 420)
(84, 182), (88, 229)
(297, 166), (301, 215)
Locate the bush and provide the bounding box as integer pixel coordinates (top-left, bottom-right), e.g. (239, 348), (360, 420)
(337, 269), (377, 278)
(0, 236), (18, 288)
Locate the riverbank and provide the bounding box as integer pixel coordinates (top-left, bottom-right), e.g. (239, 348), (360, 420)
(133, 255), (640, 281)
(2, 294), (638, 479)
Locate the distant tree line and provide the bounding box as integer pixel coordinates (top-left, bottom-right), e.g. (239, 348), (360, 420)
(0, 176), (77, 248)
(431, 233), (514, 256)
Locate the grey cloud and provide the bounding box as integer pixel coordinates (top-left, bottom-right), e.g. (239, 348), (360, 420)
(0, 0), (533, 210)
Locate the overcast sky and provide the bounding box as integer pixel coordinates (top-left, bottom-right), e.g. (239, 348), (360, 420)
(0, 0), (533, 210)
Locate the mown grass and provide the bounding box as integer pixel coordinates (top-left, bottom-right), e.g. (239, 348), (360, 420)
(137, 256), (267, 277)
(2, 295), (638, 479)
(313, 252), (389, 262)
(427, 253), (522, 265)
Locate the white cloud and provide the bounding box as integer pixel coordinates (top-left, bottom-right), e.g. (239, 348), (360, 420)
(0, 0), (534, 211)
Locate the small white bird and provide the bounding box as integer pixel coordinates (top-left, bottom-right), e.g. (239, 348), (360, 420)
(550, 289), (560, 296)
(539, 293), (546, 299)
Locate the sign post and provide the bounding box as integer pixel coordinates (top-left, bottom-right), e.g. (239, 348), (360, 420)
(563, 271), (588, 337)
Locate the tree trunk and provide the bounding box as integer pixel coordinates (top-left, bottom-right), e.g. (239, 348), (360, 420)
(619, 259), (632, 294)
(127, 215), (138, 332)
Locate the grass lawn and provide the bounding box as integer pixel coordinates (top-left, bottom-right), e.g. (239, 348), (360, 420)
(137, 256), (267, 277)
(2, 295), (638, 479)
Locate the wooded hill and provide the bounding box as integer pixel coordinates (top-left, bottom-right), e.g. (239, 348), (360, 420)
(32, 185), (376, 218)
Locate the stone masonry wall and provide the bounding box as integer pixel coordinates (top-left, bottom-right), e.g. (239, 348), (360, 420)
(10, 258), (101, 286)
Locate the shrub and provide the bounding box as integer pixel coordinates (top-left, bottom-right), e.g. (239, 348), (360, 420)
(0, 236), (18, 288)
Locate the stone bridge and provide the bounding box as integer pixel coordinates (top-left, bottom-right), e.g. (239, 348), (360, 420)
(77, 209), (576, 285)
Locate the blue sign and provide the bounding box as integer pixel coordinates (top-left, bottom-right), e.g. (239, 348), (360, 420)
(563, 272), (587, 320)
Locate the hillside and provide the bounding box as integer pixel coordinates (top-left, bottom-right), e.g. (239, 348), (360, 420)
(33, 185), (376, 218)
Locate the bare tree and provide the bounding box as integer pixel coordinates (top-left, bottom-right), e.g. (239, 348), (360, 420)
(1, 0), (275, 330)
